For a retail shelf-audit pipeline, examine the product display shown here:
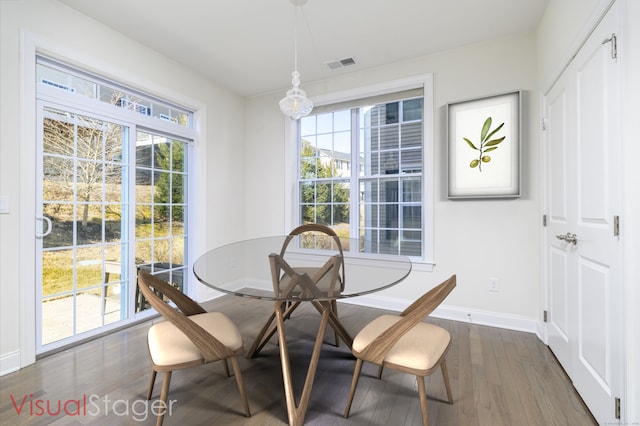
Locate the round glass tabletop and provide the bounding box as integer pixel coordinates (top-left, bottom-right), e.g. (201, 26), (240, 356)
(193, 235), (412, 302)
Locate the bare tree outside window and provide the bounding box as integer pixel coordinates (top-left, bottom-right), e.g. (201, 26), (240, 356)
(43, 111), (124, 232)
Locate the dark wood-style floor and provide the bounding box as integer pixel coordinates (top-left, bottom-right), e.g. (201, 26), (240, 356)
(0, 296), (596, 425)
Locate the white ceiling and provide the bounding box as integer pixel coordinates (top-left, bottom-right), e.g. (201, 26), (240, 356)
(58, 0), (549, 98)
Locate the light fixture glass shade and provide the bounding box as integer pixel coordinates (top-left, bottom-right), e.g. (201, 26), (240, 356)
(279, 71), (313, 120)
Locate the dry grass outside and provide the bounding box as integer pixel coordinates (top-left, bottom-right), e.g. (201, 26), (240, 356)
(41, 181), (185, 298)
(42, 230), (185, 298)
(42, 245), (121, 297)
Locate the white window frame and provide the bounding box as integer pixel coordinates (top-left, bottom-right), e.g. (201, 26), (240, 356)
(18, 31), (208, 367)
(34, 61), (196, 352)
(284, 74), (434, 271)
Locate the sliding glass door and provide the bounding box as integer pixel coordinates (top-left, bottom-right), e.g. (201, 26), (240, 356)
(37, 104), (131, 348)
(35, 57), (194, 353)
(133, 131), (188, 312)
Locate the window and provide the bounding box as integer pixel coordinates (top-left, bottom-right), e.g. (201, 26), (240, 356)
(293, 75), (434, 264)
(134, 131), (188, 296)
(36, 56), (194, 350)
(37, 61), (191, 126)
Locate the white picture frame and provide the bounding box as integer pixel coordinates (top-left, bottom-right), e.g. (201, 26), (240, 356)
(447, 90), (521, 199)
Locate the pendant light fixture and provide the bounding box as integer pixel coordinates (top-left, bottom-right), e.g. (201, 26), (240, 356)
(279, 0), (313, 120)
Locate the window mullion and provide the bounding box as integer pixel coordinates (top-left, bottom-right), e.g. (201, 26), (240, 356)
(295, 76), (431, 261)
(350, 108), (359, 243)
(127, 125), (137, 317)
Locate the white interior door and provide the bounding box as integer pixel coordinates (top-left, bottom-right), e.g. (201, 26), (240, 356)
(545, 69), (574, 374)
(543, 4), (623, 424)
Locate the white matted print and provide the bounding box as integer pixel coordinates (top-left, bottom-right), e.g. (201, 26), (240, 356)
(447, 91), (520, 198)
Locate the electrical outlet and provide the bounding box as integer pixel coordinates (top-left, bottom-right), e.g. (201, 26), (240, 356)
(489, 278), (499, 292)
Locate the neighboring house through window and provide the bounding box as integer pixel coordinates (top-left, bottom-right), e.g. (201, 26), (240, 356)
(291, 75), (434, 267)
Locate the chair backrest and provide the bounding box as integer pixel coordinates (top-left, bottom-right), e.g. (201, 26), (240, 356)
(268, 252), (343, 299)
(357, 275), (457, 365)
(137, 271), (233, 361)
(138, 270), (205, 316)
(279, 224), (345, 290)
(399, 274), (457, 319)
(287, 223), (338, 236)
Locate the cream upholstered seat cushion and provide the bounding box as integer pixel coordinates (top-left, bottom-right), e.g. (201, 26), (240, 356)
(148, 312), (243, 367)
(352, 315), (450, 372)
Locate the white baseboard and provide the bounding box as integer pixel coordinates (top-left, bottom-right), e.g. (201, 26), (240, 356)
(1, 293), (543, 377)
(340, 294), (539, 334)
(535, 321), (547, 342)
(196, 280), (538, 335)
(0, 350), (21, 377)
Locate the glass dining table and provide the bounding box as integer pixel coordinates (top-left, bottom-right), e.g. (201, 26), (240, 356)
(193, 235), (412, 426)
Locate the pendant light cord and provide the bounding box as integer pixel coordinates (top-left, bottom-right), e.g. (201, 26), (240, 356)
(293, 4), (299, 75)
(279, 0), (313, 119)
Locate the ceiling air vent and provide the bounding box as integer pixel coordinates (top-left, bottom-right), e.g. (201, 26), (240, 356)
(326, 57), (357, 70)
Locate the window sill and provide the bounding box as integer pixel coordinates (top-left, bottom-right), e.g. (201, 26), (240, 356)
(285, 249), (434, 272)
(408, 260), (435, 272)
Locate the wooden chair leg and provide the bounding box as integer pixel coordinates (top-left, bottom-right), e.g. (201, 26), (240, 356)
(157, 371), (172, 426)
(344, 358), (363, 418)
(228, 356), (251, 417)
(222, 359), (230, 377)
(247, 302), (302, 358)
(147, 369), (157, 400)
(416, 375), (429, 426)
(310, 300), (353, 347)
(331, 300), (339, 346)
(376, 365), (384, 379)
(441, 358), (453, 404)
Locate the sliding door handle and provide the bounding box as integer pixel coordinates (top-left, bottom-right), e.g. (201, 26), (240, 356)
(36, 216), (52, 238)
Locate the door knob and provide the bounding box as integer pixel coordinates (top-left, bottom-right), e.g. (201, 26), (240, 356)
(555, 232), (577, 245)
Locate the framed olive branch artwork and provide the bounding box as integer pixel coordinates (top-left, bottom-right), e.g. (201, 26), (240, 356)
(447, 90), (521, 198)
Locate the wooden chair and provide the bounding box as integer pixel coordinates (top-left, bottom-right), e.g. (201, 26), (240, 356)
(280, 224), (345, 345)
(137, 271), (251, 426)
(344, 274), (457, 426)
(245, 223), (350, 358)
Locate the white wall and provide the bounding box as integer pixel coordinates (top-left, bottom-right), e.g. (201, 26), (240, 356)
(621, 2), (640, 420)
(0, 0), (246, 373)
(536, 0), (602, 91)
(245, 32), (541, 330)
(2, 2), (635, 418)
(620, 0), (640, 416)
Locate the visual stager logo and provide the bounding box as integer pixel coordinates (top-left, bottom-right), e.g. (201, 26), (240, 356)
(8, 393), (178, 421)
